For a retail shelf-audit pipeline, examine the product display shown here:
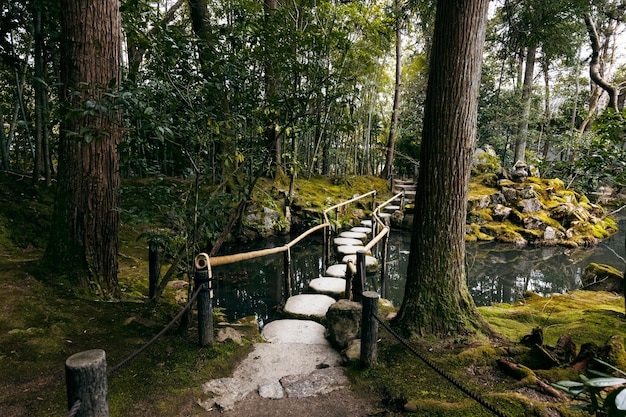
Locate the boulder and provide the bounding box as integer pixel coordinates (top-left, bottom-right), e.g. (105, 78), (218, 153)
(325, 299), (362, 350)
(581, 263), (623, 293)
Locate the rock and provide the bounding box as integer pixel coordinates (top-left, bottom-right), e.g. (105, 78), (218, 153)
(283, 294), (337, 322)
(552, 334), (576, 364)
(491, 204), (512, 221)
(216, 327), (244, 345)
(468, 195), (491, 211)
(501, 186), (518, 202)
(258, 381), (284, 399)
(517, 197), (544, 213)
(490, 192), (507, 205)
(308, 277), (347, 298)
(325, 299), (362, 349)
(543, 226), (557, 240)
(281, 366), (348, 398)
(520, 185), (537, 199)
(523, 216), (547, 230)
(510, 160), (529, 183)
(581, 262), (623, 293)
(343, 339), (361, 363)
(262, 319), (328, 345)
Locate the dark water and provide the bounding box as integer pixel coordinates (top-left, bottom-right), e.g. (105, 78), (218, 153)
(212, 217), (626, 325)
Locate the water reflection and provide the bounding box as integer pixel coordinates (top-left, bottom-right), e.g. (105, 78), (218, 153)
(213, 219), (625, 324)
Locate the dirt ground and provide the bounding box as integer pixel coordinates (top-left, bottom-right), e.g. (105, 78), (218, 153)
(202, 388), (384, 417)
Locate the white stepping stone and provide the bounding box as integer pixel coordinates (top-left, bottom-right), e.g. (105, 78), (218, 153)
(350, 227), (371, 234)
(361, 219), (372, 227)
(308, 277), (347, 297)
(336, 245), (370, 255)
(341, 254), (379, 268)
(325, 263), (347, 278)
(333, 237), (363, 246)
(383, 205), (401, 211)
(378, 212), (391, 218)
(262, 319), (328, 345)
(283, 294), (336, 321)
(339, 231), (367, 239)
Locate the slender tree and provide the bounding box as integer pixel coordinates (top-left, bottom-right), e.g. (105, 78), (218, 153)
(381, 0), (403, 180)
(394, 0), (491, 337)
(43, 0), (122, 296)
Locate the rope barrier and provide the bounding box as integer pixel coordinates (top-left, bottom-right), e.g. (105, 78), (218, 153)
(107, 285), (203, 376)
(372, 314), (511, 417)
(67, 399), (81, 417)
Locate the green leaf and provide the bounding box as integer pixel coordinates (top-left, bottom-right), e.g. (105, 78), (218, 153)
(585, 377), (626, 388)
(616, 389), (626, 411)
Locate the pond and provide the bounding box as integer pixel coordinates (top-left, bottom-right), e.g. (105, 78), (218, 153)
(211, 216), (626, 326)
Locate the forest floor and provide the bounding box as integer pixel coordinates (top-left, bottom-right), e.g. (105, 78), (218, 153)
(0, 174), (625, 416)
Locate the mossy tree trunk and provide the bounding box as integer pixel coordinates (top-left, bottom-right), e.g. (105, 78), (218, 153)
(44, 0), (121, 297)
(394, 0), (490, 337)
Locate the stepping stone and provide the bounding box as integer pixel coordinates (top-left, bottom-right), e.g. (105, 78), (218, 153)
(378, 212), (391, 219)
(360, 219), (372, 227)
(383, 205), (401, 211)
(336, 245), (371, 255)
(283, 294), (336, 321)
(339, 231), (367, 239)
(341, 254), (379, 269)
(325, 263), (347, 278)
(262, 319), (328, 345)
(333, 237), (362, 246)
(308, 277), (347, 297)
(350, 227), (371, 234)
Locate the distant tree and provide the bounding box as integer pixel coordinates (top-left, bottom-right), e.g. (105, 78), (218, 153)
(43, 0), (122, 296)
(394, 0), (491, 337)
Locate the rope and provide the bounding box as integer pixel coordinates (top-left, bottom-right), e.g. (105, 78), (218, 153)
(107, 285), (203, 376)
(67, 399), (81, 417)
(372, 314), (511, 417)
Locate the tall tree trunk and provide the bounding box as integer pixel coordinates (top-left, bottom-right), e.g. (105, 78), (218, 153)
(263, 0), (282, 178)
(584, 14), (621, 112)
(44, 0), (122, 296)
(0, 103), (8, 171)
(381, 0), (402, 180)
(514, 44), (536, 163)
(540, 59), (551, 160)
(394, 0), (491, 337)
(32, 2), (45, 184)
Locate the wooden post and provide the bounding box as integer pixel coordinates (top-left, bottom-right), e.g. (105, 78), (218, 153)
(344, 259), (354, 300)
(148, 243), (159, 299)
(353, 250), (367, 302)
(361, 291), (379, 367)
(283, 248), (292, 300)
(371, 191), (376, 212)
(65, 349), (109, 417)
(194, 253), (213, 347)
(323, 226), (330, 271)
(380, 232), (389, 299)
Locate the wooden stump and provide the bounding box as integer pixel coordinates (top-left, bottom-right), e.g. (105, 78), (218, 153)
(65, 349), (109, 417)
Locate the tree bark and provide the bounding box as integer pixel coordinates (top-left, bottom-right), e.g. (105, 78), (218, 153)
(514, 44), (536, 163)
(44, 0), (122, 296)
(394, 0), (491, 337)
(381, 0), (402, 180)
(584, 14), (621, 112)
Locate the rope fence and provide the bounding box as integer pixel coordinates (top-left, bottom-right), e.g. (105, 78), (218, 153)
(65, 285), (204, 417)
(369, 311), (512, 417)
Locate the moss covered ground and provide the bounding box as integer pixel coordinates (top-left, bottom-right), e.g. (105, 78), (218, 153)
(0, 173), (624, 416)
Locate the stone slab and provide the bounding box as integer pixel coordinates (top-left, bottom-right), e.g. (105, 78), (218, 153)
(360, 219), (372, 227)
(350, 226), (372, 234)
(262, 319), (328, 345)
(333, 237), (362, 246)
(339, 231), (367, 239)
(341, 254), (379, 268)
(283, 294), (336, 320)
(325, 263), (347, 278)
(308, 277), (347, 297)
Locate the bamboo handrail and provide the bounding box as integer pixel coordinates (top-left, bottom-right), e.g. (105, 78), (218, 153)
(322, 190), (377, 223)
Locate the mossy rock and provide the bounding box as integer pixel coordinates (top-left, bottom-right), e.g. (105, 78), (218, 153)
(581, 262), (623, 293)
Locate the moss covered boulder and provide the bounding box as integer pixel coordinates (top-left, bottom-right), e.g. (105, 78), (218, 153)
(581, 262), (623, 293)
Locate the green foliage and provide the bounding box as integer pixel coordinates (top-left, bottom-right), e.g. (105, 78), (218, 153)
(552, 359), (626, 416)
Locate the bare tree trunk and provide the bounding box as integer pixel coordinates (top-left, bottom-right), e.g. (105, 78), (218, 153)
(584, 14), (621, 112)
(514, 44), (536, 163)
(44, 0), (122, 296)
(394, 0), (491, 337)
(381, 0), (402, 180)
